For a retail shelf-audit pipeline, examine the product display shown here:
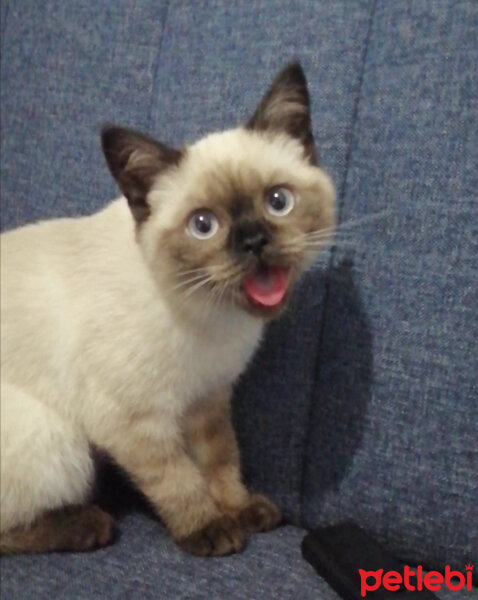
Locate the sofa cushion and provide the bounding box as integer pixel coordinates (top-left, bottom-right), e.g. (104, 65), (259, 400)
(1, 510), (470, 600)
(302, 0), (477, 575)
(0, 513), (341, 600)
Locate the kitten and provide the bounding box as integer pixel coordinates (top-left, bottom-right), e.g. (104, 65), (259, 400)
(0, 63), (335, 556)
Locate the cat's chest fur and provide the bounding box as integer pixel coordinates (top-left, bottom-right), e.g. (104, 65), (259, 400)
(82, 295), (263, 411)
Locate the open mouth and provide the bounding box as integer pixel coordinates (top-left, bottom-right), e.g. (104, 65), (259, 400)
(243, 264), (289, 310)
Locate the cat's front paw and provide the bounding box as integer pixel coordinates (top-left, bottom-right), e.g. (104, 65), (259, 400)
(237, 494), (282, 533)
(176, 514), (245, 557)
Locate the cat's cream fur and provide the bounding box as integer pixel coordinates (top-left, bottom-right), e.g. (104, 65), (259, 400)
(0, 63), (335, 555)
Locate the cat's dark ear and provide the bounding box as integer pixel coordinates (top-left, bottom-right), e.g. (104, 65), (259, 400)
(246, 62), (318, 165)
(101, 126), (182, 224)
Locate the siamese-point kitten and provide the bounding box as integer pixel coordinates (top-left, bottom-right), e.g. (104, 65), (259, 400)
(0, 63), (335, 556)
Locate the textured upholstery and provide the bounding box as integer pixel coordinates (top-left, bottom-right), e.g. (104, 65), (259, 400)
(301, 0), (478, 574)
(1, 513), (471, 600)
(1, 516), (342, 600)
(1, 0), (476, 598)
(0, 0), (169, 227)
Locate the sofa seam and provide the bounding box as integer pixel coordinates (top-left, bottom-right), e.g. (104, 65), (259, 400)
(147, 0), (171, 129)
(298, 0), (377, 526)
(339, 0), (377, 205)
(1, 0), (9, 52)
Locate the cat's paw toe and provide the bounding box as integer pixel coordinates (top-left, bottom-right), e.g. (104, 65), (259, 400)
(177, 515), (245, 557)
(237, 494), (282, 533)
(66, 505), (116, 551)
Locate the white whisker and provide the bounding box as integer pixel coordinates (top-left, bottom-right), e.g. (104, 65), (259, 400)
(168, 272), (211, 293)
(334, 209), (391, 233)
(306, 209), (391, 242)
(181, 275), (215, 300)
(304, 239), (356, 248)
(176, 266), (209, 278)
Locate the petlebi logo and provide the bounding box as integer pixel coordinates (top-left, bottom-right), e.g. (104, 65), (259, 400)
(359, 563), (474, 596)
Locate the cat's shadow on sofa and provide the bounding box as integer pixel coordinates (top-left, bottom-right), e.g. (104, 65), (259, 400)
(94, 255), (373, 523)
(300, 255), (373, 512)
(233, 254), (373, 519)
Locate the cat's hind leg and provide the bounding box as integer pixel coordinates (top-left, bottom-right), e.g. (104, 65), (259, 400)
(0, 383), (113, 554)
(0, 504), (114, 555)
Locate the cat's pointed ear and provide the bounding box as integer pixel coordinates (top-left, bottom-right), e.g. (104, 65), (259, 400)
(101, 126), (182, 224)
(246, 62), (318, 165)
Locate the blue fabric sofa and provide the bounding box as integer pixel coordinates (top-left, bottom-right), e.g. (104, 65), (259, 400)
(1, 1), (476, 599)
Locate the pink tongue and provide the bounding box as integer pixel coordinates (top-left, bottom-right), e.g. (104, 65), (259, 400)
(244, 266), (288, 307)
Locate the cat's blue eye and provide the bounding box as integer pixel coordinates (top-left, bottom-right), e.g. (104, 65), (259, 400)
(265, 186), (295, 216)
(187, 210), (219, 240)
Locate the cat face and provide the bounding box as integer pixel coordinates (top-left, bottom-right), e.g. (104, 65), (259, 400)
(102, 63), (335, 319)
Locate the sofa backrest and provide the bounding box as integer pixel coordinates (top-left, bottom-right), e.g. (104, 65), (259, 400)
(299, 1), (477, 575)
(1, 0), (476, 577)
